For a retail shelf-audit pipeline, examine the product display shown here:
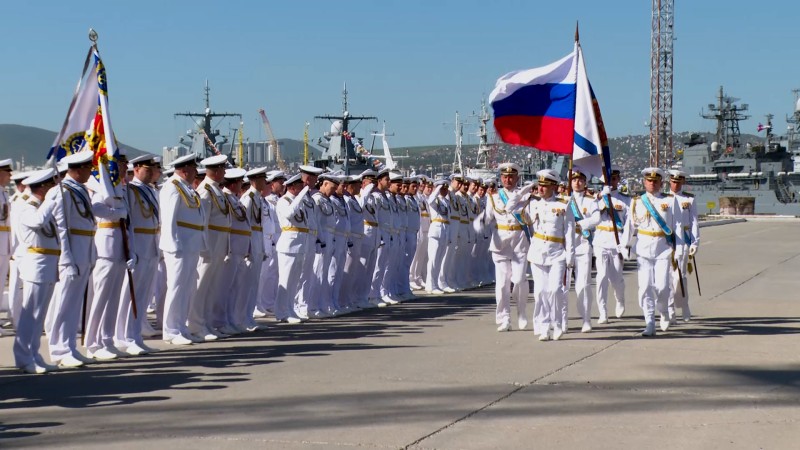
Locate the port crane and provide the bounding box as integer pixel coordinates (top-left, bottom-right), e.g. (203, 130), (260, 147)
(258, 108), (286, 170)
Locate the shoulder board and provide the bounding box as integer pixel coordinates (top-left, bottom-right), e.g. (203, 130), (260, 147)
(249, 192), (256, 199)
(682, 192), (694, 197)
(22, 194), (30, 200)
(27, 200), (39, 206)
(204, 184), (213, 191)
(558, 198), (568, 204)
(663, 193), (673, 197)
(633, 195), (640, 200)
(283, 196), (291, 203)
(529, 195), (541, 202)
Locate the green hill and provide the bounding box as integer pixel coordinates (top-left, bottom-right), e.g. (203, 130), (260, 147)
(0, 124), (153, 168)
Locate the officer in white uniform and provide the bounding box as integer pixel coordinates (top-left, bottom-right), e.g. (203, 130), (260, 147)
(13, 169), (60, 373)
(357, 170), (381, 308)
(192, 154), (231, 341)
(369, 169), (393, 307)
(526, 169), (575, 341)
(85, 153), (135, 360)
(256, 170), (283, 316)
(0, 160), (13, 331)
(623, 167), (681, 336)
(566, 170), (599, 333)
(297, 165), (324, 318)
(440, 174), (464, 292)
(274, 174), (310, 323)
(115, 154), (161, 355)
(46, 151), (97, 368)
(410, 177), (431, 290)
(328, 174), (351, 312)
(482, 163), (532, 331)
(240, 167), (269, 327)
(424, 179), (451, 294)
(576, 169), (630, 323)
(401, 177), (421, 299)
(667, 169), (699, 322)
(7, 170), (31, 330)
(159, 154), (207, 345)
(339, 175), (365, 309)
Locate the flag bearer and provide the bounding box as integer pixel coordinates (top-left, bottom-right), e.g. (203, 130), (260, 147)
(667, 169), (699, 322)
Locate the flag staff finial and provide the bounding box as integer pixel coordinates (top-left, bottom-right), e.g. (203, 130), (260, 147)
(575, 21), (580, 42)
(88, 28), (98, 49)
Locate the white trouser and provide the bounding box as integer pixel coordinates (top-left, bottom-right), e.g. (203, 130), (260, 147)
(313, 236), (334, 313)
(595, 248), (625, 317)
(455, 229), (472, 289)
(150, 258), (167, 325)
(439, 229), (458, 290)
(222, 255), (247, 328)
(115, 256), (158, 348)
(380, 233), (401, 297)
(214, 254), (245, 329)
(492, 250), (528, 326)
(637, 256), (671, 325)
(8, 259), (24, 327)
(358, 239), (378, 303)
(239, 258), (263, 328)
(14, 281), (55, 368)
(401, 231), (417, 294)
(86, 258), (126, 353)
(297, 245), (317, 317)
(566, 252), (594, 324)
(191, 232), (227, 335)
(0, 254), (9, 313)
(370, 234), (390, 299)
(532, 261), (566, 336)
(425, 235), (447, 291)
(339, 238), (362, 308)
(410, 231), (428, 285)
(275, 251), (304, 320)
(47, 265), (92, 361)
(257, 252), (278, 314)
(162, 251), (200, 340)
(669, 251), (690, 316)
(329, 236), (348, 309)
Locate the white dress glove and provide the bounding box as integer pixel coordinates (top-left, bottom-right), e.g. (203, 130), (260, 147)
(126, 255), (137, 271)
(601, 185), (611, 197)
(63, 264), (79, 279)
(689, 244), (698, 256)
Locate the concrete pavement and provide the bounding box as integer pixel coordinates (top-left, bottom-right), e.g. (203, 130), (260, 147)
(1, 220), (799, 449)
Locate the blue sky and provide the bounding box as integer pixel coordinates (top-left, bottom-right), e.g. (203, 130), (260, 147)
(2, 0), (798, 158)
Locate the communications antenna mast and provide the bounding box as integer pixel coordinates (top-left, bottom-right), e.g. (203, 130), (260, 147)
(649, 0), (675, 168)
(175, 80), (241, 159)
(453, 111), (464, 174)
(303, 122), (310, 165)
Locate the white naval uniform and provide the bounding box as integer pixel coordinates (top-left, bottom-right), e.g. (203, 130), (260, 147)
(256, 193), (279, 315)
(297, 190), (319, 318)
(217, 189), (252, 330)
(526, 194), (575, 337)
(159, 176), (207, 341)
(669, 190), (699, 320)
(483, 187), (531, 329)
(358, 185), (380, 306)
(454, 192), (475, 289)
(401, 194), (420, 296)
(369, 188), (393, 301)
(340, 192), (364, 309)
(409, 192), (430, 288)
(312, 191), (336, 315)
(425, 190), (450, 293)
(8, 190), (31, 327)
(385, 193), (406, 297)
(578, 190), (631, 320)
(240, 187), (267, 325)
(439, 191), (462, 291)
(274, 187), (311, 321)
(115, 179), (160, 349)
(625, 192), (680, 329)
(193, 177), (231, 337)
(46, 176), (97, 362)
(328, 195), (350, 311)
(86, 184), (131, 354)
(13, 196), (60, 369)
(566, 191), (599, 329)
(0, 188), (11, 315)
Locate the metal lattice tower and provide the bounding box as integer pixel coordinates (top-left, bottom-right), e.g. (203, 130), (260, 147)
(649, 0), (674, 168)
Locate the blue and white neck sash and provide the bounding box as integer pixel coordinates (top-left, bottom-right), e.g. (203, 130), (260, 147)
(569, 195), (592, 241)
(499, 188), (530, 239)
(641, 194), (674, 244)
(602, 195), (624, 229)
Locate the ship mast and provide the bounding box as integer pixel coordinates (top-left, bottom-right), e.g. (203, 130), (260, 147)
(474, 99), (492, 169)
(314, 83), (377, 172)
(174, 80), (242, 159)
(701, 86), (750, 157)
(452, 111), (464, 174)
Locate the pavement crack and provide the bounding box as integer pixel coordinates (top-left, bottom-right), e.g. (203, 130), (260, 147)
(708, 251), (800, 302)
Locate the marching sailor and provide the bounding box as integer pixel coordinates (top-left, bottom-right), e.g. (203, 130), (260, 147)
(624, 167), (681, 336)
(526, 169), (575, 341)
(274, 173), (310, 323)
(566, 170), (599, 333)
(483, 163), (531, 332)
(667, 169), (699, 322)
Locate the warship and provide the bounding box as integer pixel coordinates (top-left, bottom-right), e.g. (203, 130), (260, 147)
(313, 84), (378, 174)
(678, 87), (800, 216)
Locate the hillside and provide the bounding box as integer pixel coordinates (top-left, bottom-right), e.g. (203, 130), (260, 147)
(0, 124), (153, 167)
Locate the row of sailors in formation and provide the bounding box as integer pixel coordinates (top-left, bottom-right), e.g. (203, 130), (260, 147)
(0, 152), (500, 374)
(487, 162), (699, 341)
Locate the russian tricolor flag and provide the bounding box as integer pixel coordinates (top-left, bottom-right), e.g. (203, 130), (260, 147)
(490, 42), (610, 182)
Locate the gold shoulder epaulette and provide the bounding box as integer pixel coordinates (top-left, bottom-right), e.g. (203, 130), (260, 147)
(558, 197), (568, 204)
(22, 194), (30, 200)
(663, 192), (673, 197)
